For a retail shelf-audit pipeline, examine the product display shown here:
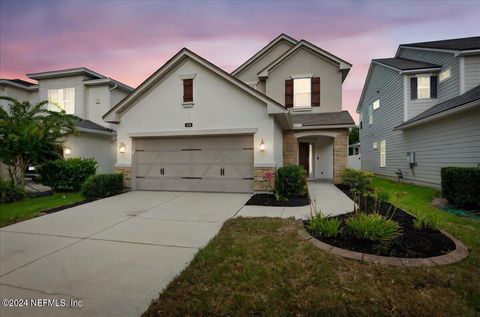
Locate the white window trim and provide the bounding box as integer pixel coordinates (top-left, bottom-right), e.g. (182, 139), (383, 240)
(416, 75), (431, 100)
(373, 142), (377, 149)
(47, 88), (75, 114)
(368, 106), (373, 125)
(372, 99), (380, 111)
(179, 73), (197, 80)
(290, 73), (314, 79)
(439, 67), (451, 82)
(293, 77), (312, 108)
(380, 140), (386, 167)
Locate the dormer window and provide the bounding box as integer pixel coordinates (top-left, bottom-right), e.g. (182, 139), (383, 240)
(47, 88), (75, 114)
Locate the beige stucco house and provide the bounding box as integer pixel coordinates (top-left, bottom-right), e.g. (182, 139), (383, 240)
(0, 68), (133, 178)
(104, 34), (355, 193)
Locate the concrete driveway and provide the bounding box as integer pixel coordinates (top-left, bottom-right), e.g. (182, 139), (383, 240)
(0, 191), (250, 317)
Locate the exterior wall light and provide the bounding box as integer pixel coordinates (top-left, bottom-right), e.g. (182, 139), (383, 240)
(259, 139), (266, 152)
(119, 142), (126, 153)
(64, 147), (71, 155)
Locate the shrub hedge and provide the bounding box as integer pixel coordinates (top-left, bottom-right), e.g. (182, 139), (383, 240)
(37, 158), (97, 192)
(341, 168), (373, 194)
(441, 167), (480, 209)
(81, 173), (124, 199)
(0, 180), (25, 203)
(275, 165), (307, 199)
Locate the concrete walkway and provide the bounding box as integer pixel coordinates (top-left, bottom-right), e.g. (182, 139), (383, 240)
(236, 181), (354, 219)
(0, 191), (250, 317)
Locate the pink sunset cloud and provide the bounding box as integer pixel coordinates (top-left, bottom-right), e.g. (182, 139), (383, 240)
(1, 0), (479, 122)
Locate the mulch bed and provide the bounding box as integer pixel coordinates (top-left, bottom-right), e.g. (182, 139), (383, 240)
(246, 193), (310, 207)
(304, 185), (456, 258)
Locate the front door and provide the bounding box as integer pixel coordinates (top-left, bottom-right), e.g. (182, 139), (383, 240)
(298, 142), (310, 173)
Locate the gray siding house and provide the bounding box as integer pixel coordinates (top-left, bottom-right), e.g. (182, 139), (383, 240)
(357, 37), (480, 187)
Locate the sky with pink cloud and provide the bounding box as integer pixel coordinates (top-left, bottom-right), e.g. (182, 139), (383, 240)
(1, 0), (479, 121)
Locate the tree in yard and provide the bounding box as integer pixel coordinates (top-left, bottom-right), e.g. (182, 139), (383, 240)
(0, 96), (78, 189)
(349, 126), (359, 145)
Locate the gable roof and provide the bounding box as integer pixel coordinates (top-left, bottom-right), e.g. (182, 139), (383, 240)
(395, 85), (480, 130)
(400, 36), (480, 51)
(373, 58), (442, 72)
(256, 39), (352, 81)
(27, 67), (133, 92)
(231, 34), (298, 77)
(0, 78), (38, 91)
(103, 48), (286, 123)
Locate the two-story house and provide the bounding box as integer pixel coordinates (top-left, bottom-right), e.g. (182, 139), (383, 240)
(357, 36), (480, 187)
(0, 68), (133, 178)
(103, 34), (355, 193)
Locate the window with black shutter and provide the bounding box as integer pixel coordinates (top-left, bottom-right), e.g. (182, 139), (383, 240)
(183, 79), (193, 102)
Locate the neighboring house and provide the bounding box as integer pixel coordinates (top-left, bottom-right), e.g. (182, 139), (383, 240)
(357, 36), (480, 187)
(0, 68), (133, 177)
(347, 142), (361, 170)
(103, 34), (355, 193)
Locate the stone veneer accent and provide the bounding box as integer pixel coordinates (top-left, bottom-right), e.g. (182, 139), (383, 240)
(297, 220), (469, 267)
(283, 128), (349, 184)
(254, 167), (276, 192)
(115, 166), (132, 188)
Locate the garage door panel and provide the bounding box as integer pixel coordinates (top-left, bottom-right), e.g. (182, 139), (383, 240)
(134, 135), (253, 193)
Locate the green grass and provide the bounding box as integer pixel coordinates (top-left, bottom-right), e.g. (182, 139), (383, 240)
(143, 177), (480, 316)
(0, 192), (84, 227)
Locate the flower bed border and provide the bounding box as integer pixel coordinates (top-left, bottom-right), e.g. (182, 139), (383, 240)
(297, 220), (468, 267)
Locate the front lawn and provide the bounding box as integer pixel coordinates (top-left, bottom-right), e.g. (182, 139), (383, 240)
(0, 192), (84, 227)
(143, 177), (480, 316)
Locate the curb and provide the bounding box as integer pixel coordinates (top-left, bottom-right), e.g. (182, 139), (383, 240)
(296, 220), (469, 267)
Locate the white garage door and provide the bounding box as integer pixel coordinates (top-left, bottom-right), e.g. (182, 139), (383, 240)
(134, 135), (254, 193)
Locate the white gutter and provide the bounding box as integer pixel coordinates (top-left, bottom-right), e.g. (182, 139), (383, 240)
(77, 127), (117, 136)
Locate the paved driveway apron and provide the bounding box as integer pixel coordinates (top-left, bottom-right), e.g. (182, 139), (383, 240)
(0, 191), (250, 317)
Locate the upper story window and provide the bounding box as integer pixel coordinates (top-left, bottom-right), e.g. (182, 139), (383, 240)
(368, 105), (373, 125)
(439, 67), (451, 82)
(410, 75), (438, 100)
(47, 88), (75, 114)
(380, 140), (386, 167)
(293, 78), (311, 107)
(183, 79), (193, 103)
(359, 111), (363, 129)
(285, 77), (320, 108)
(373, 99), (380, 110)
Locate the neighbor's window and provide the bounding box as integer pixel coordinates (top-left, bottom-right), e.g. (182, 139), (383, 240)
(439, 67), (451, 82)
(373, 142), (377, 149)
(183, 79), (193, 102)
(293, 78), (311, 107)
(417, 76), (431, 99)
(368, 106), (373, 125)
(373, 99), (380, 110)
(359, 111), (363, 129)
(48, 88), (75, 114)
(380, 140), (386, 167)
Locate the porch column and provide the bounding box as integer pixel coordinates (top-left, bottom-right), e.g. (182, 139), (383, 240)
(333, 130), (348, 184)
(283, 130), (298, 166)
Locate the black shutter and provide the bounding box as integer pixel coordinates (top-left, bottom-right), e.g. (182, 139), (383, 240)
(410, 77), (418, 100)
(311, 77), (320, 107)
(430, 76), (438, 98)
(183, 79), (193, 102)
(285, 79), (293, 108)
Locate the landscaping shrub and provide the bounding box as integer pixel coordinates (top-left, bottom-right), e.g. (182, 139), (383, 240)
(0, 180), (25, 203)
(37, 158), (97, 192)
(81, 173), (124, 199)
(413, 215), (439, 230)
(275, 165), (307, 199)
(441, 167), (480, 209)
(341, 168), (373, 194)
(346, 213), (401, 242)
(307, 211), (342, 238)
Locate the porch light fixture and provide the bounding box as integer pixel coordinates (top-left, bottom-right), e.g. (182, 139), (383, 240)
(259, 139), (266, 152)
(119, 142), (126, 153)
(64, 147), (71, 155)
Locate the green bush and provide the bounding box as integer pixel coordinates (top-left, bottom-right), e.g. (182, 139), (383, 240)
(0, 180), (25, 203)
(341, 168), (373, 194)
(346, 213), (401, 242)
(37, 158), (97, 192)
(275, 166), (307, 199)
(81, 174), (124, 199)
(413, 215), (439, 230)
(441, 167), (480, 209)
(307, 210), (342, 238)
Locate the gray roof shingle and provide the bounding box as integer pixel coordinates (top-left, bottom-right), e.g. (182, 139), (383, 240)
(75, 119), (114, 133)
(401, 36), (480, 51)
(373, 58), (441, 71)
(291, 111), (355, 127)
(395, 85), (480, 129)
